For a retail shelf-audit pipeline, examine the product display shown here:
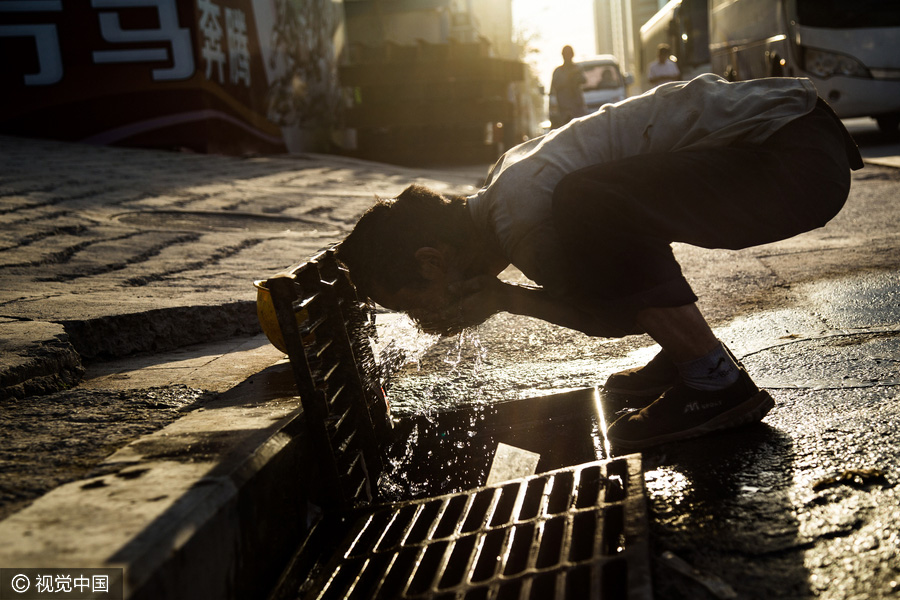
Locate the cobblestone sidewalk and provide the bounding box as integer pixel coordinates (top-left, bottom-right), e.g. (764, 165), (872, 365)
(0, 135), (487, 398)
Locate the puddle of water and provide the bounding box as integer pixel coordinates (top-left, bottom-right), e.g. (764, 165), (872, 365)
(742, 332), (900, 390)
(376, 389), (610, 502)
(377, 311), (663, 416)
(372, 271), (900, 410)
(712, 270), (900, 391)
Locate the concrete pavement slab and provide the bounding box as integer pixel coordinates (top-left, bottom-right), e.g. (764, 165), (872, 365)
(0, 333), (285, 523)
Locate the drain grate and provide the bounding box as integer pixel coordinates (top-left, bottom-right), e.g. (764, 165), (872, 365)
(266, 246), (390, 510)
(301, 455), (651, 600)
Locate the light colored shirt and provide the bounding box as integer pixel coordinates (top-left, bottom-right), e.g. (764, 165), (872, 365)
(467, 74), (818, 295)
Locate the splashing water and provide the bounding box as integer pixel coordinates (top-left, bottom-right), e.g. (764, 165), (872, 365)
(367, 311), (496, 416)
(441, 328), (488, 375)
(372, 311), (440, 378)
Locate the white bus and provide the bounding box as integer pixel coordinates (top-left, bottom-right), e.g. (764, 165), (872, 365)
(709, 0), (900, 133)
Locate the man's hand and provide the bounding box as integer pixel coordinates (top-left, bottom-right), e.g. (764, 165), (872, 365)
(411, 275), (509, 336)
(408, 275), (619, 338)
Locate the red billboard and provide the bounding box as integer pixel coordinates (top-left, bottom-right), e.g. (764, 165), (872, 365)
(0, 0), (340, 154)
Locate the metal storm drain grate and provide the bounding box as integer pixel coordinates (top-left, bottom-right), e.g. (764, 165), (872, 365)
(301, 455), (651, 600)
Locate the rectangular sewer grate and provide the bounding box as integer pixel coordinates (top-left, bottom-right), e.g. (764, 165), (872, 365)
(302, 454), (651, 600)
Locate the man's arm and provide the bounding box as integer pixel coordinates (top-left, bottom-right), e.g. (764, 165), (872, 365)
(419, 276), (611, 337)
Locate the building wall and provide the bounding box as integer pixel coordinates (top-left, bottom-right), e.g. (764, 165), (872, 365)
(0, 0), (347, 155)
(338, 0), (530, 163)
(469, 0), (516, 59)
(343, 0), (513, 57)
(343, 0), (450, 46)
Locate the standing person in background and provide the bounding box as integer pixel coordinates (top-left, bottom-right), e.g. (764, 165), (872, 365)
(550, 45), (587, 128)
(648, 43), (681, 87)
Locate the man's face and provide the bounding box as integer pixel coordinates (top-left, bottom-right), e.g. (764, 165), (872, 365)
(365, 245), (472, 332)
(371, 276), (479, 336)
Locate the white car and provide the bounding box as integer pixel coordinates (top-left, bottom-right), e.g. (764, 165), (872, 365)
(577, 55), (632, 112)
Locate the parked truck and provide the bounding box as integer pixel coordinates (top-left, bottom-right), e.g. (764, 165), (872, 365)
(709, 0), (900, 133)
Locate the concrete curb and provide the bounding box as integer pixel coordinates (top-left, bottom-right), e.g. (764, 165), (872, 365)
(0, 301), (259, 401)
(0, 359), (311, 600)
(0, 320), (84, 401)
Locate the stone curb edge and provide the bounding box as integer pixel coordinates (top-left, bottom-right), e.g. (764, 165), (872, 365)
(1, 302), (259, 401)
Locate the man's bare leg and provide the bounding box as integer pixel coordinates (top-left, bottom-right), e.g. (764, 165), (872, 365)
(636, 302), (741, 391)
(604, 303), (722, 396)
(634, 303), (719, 363)
(608, 302), (774, 449)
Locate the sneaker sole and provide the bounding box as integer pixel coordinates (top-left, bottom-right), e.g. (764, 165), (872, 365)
(608, 390), (776, 451)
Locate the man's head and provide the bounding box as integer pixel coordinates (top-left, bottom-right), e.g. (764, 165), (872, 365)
(561, 45), (575, 63)
(657, 44), (671, 63)
(336, 184), (472, 311)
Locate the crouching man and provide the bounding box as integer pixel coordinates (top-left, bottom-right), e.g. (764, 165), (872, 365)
(336, 74), (863, 450)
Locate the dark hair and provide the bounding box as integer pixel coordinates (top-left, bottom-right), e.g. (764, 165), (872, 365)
(336, 185), (471, 299)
